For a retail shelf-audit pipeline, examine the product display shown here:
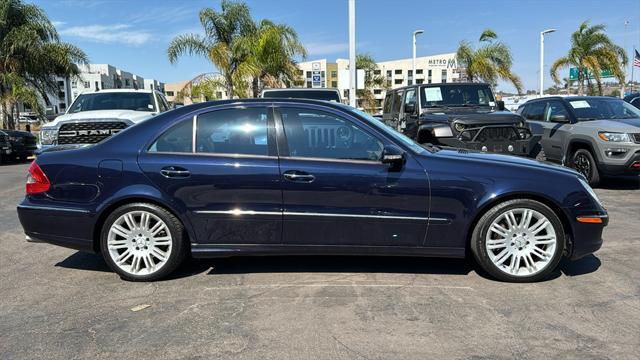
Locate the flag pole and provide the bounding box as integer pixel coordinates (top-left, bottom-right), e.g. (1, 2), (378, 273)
(632, 47), (635, 93)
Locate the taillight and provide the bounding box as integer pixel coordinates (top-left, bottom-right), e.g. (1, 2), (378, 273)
(26, 161), (50, 195)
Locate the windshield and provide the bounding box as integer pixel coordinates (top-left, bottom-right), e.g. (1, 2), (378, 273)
(340, 105), (429, 154)
(263, 90), (341, 102)
(420, 84), (495, 108)
(68, 92), (156, 113)
(567, 98), (640, 120)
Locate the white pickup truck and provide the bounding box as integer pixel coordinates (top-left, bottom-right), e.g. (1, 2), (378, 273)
(39, 89), (170, 150)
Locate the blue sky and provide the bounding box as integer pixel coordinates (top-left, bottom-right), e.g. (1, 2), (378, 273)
(34, 0), (640, 92)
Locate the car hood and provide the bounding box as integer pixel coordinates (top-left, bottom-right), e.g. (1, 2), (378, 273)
(0, 129), (36, 138)
(420, 110), (524, 125)
(42, 110), (156, 128)
(581, 118), (640, 131)
(423, 147), (579, 177)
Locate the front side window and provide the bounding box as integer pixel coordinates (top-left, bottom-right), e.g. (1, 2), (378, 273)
(404, 89), (417, 113)
(196, 108), (269, 156)
(280, 108), (383, 161)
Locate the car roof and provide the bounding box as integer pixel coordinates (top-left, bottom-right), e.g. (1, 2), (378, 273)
(173, 98), (352, 113)
(522, 95), (623, 105)
(387, 82), (491, 93)
(78, 89), (156, 95)
(261, 88), (340, 93)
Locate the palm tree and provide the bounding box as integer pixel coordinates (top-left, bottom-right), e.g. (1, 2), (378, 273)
(550, 21), (627, 96)
(456, 29), (523, 94)
(355, 53), (386, 113)
(167, 0), (256, 98)
(249, 19), (306, 97)
(0, 0), (87, 129)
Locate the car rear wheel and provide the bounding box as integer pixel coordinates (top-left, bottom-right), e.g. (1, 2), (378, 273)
(471, 199), (565, 282)
(571, 148), (600, 187)
(100, 203), (187, 281)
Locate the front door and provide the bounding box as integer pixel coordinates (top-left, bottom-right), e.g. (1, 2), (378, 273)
(275, 106), (430, 247)
(542, 100), (572, 162)
(138, 105), (282, 245)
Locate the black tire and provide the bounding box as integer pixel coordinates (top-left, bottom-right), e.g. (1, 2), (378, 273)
(470, 199), (565, 283)
(531, 143), (547, 161)
(571, 148), (600, 187)
(100, 202), (187, 281)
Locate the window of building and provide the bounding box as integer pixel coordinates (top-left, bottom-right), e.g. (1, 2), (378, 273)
(59, 103), (66, 111)
(394, 69), (402, 75)
(95, 81), (99, 90)
(386, 80), (392, 87)
(166, 91), (175, 97)
(408, 70), (413, 76)
(57, 81), (65, 88)
(331, 71), (338, 78)
(306, 71), (312, 79)
(416, 69), (423, 75)
(386, 70), (392, 78)
(101, 82), (105, 89)
(428, 70), (432, 76)
(58, 91), (65, 99)
(331, 81), (338, 88)
(441, 69), (447, 83)
(83, 81), (90, 88)
(71, 80), (77, 88)
(374, 70), (381, 75)
(373, 89), (382, 95)
(296, 69), (303, 76)
(148, 120), (193, 153)
(416, 79), (424, 84)
(216, 91), (223, 99)
(394, 79), (403, 85)
(279, 107), (383, 161)
(321, 71), (325, 78)
(125, 79), (131, 87)
(306, 81), (312, 88)
(196, 107), (270, 156)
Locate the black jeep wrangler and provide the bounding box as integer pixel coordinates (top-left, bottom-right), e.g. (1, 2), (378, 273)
(382, 83), (540, 156)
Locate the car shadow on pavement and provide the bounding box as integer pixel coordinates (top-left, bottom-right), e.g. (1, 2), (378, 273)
(600, 176), (640, 190)
(558, 255), (601, 277)
(202, 256), (473, 276)
(55, 251), (111, 272)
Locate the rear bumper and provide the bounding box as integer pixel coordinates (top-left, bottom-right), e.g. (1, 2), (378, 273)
(17, 201), (97, 253)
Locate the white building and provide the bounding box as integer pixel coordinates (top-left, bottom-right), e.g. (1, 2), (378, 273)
(144, 79), (165, 93)
(293, 52), (462, 112)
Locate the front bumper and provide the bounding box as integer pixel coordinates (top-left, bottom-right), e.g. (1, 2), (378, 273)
(598, 149), (640, 176)
(438, 125), (541, 156)
(566, 211), (608, 260)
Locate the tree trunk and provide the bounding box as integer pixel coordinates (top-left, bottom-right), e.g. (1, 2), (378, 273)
(251, 77), (259, 98)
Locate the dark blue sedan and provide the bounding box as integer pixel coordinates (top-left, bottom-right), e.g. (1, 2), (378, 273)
(17, 99), (608, 282)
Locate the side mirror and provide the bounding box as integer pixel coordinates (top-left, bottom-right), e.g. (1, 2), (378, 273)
(381, 145), (405, 170)
(550, 114), (568, 123)
(404, 102), (416, 114)
(496, 100), (506, 111)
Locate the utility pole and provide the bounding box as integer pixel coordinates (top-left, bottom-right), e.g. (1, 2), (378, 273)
(348, 0), (356, 107)
(623, 20), (629, 98)
(540, 29), (556, 97)
(412, 30), (424, 86)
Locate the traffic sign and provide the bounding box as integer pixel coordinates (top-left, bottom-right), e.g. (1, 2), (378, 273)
(569, 67), (613, 81)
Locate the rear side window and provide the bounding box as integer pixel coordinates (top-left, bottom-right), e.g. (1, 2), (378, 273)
(523, 102), (546, 121)
(148, 120), (192, 153)
(196, 108), (269, 156)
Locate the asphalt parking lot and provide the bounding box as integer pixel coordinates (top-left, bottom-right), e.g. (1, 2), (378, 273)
(0, 161), (638, 359)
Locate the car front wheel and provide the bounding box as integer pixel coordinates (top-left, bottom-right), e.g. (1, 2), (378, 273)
(471, 199), (565, 282)
(100, 203), (187, 281)
(571, 148), (600, 187)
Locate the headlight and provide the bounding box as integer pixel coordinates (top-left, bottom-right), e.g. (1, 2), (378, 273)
(598, 132), (631, 142)
(40, 129), (57, 145)
(578, 177), (603, 208)
(454, 123), (466, 132)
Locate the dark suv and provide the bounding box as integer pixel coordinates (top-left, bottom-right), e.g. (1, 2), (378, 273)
(0, 129), (37, 163)
(382, 83), (539, 156)
(517, 96), (640, 186)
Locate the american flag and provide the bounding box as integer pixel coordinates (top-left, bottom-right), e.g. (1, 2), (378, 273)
(635, 49), (640, 68)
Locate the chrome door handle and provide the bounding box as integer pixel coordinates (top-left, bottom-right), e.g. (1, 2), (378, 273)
(283, 171), (315, 183)
(160, 166), (191, 178)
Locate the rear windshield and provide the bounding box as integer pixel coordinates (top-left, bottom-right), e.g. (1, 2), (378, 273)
(68, 92), (156, 113)
(420, 84), (495, 108)
(262, 90), (340, 102)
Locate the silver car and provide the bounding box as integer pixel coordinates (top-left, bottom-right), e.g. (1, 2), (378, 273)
(517, 96), (640, 186)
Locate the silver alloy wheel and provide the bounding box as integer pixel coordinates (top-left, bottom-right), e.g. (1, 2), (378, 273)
(485, 208), (557, 277)
(107, 210), (172, 276)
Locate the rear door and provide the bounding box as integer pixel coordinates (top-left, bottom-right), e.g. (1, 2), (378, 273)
(138, 104), (283, 245)
(274, 105), (430, 247)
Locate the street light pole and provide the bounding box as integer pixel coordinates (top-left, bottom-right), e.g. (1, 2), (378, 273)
(412, 30), (424, 86)
(348, 0), (356, 107)
(540, 28), (556, 97)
